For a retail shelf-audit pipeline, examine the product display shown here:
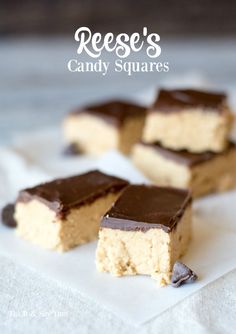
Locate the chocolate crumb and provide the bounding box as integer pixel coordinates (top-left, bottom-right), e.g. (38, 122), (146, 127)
(1, 203), (17, 228)
(63, 143), (83, 156)
(171, 261), (197, 287)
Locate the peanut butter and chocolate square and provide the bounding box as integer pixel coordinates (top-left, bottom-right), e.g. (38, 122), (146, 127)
(15, 170), (128, 251)
(143, 89), (233, 153)
(132, 141), (236, 197)
(96, 185), (192, 286)
(63, 100), (146, 156)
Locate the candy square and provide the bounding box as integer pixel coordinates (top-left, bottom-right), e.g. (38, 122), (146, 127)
(96, 185), (192, 286)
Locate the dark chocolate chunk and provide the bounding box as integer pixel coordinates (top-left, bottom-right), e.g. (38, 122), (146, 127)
(101, 185), (191, 233)
(17, 170), (128, 219)
(140, 141), (235, 167)
(153, 89), (226, 113)
(63, 143), (83, 156)
(71, 100), (146, 127)
(1, 203), (17, 228)
(171, 261), (198, 287)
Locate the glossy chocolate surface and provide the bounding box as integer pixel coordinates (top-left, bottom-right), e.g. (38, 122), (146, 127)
(72, 100), (146, 126)
(101, 185), (191, 233)
(153, 89), (226, 113)
(17, 170), (128, 218)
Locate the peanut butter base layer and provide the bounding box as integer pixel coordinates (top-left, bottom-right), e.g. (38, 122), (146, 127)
(15, 192), (121, 251)
(142, 108), (232, 153)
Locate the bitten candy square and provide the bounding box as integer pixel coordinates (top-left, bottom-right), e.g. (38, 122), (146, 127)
(96, 185), (192, 286)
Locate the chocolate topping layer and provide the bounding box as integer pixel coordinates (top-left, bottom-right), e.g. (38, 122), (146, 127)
(140, 141), (236, 167)
(101, 185), (191, 233)
(153, 89), (226, 113)
(71, 100), (146, 126)
(17, 170), (128, 218)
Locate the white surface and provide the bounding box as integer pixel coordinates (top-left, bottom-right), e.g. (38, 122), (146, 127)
(0, 134), (236, 326)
